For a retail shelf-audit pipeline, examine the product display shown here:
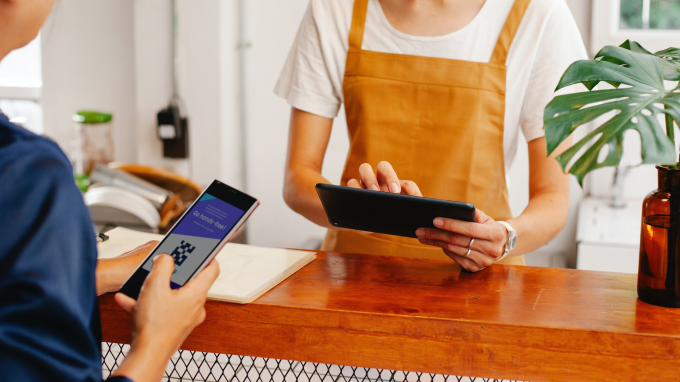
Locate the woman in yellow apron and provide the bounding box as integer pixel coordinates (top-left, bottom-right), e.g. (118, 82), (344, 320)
(277, 0), (586, 271)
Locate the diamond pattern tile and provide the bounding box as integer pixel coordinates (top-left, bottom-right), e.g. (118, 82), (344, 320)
(102, 343), (523, 382)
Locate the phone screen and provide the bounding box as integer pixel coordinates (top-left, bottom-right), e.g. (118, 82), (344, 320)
(142, 192), (245, 288)
(120, 181), (257, 299)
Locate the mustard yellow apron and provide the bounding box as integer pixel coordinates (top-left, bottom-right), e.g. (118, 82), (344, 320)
(322, 0), (530, 266)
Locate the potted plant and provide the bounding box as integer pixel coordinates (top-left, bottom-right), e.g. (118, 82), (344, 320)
(544, 40), (680, 307)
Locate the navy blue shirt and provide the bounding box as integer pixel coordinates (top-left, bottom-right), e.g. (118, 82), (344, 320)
(0, 115), (132, 382)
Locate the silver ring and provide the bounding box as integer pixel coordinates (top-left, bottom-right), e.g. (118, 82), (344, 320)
(467, 237), (475, 249)
(464, 247), (472, 258)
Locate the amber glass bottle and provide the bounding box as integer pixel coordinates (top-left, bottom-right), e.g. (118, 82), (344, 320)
(638, 166), (680, 307)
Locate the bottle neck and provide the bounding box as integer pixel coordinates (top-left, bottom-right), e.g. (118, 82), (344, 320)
(658, 166), (680, 193)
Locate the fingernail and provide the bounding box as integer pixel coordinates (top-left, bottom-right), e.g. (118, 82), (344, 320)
(370, 184), (379, 191)
(390, 182), (400, 193)
(434, 218), (444, 227)
(152, 254), (161, 261)
(415, 228), (425, 237)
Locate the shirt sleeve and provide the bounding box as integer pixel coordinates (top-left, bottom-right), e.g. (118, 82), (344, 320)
(0, 135), (103, 381)
(519, 0), (589, 142)
(274, 2), (343, 119)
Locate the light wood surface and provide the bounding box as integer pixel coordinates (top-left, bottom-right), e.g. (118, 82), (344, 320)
(99, 251), (680, 382)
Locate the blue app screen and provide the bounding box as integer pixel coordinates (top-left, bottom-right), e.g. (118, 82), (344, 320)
(142, 193), (245, 286)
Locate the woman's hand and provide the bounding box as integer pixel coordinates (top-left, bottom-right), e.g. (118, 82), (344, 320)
(347, 161), (422, 196)
(96, 241), (158, 296)
(347, 161), (422, 234)
(415, 209), (508, 272)
(112, 254), (220, 382)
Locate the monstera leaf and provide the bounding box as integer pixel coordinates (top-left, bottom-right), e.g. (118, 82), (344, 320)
(544, 41), (680, 185)
(615, 40), (680, 81)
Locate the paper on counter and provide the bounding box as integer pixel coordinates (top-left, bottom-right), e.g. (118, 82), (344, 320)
(98, 227), (316, 303)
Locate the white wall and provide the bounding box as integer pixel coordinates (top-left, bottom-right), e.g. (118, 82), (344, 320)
(42, 0), (137, 163)
(177, 0), (230, 187)
(566, 0), (592, 56)
(132, 0), (179, 177)
(133, 0), (242, 188)
(219, 0), (245, 190)
(130, 0), (308, 246)
(242, 0), (335, 249)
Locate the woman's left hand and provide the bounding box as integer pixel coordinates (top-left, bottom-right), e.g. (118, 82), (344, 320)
(415, 209), (508, 272)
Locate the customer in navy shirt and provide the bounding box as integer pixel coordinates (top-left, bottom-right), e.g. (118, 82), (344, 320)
(0, 1), (220, 381)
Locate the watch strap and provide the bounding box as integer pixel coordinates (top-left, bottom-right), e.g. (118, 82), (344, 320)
(495, 221), (516, 262)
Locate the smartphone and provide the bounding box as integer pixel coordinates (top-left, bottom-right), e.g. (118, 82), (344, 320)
(119, 180), (259, 299)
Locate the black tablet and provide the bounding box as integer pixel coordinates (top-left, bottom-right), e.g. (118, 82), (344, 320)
(316, 184), (476, 238)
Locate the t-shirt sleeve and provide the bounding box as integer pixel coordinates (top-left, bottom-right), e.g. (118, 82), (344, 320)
(0, 137), (102, 381)
(274, 2), (343, 119)
(519, 0), (588, 142)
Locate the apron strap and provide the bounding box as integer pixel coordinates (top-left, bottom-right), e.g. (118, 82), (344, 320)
(489, 0), (532, 65)
(348, 0), (370, 51)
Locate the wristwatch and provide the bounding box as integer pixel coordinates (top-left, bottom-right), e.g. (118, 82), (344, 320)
(496, 221), (517, 262)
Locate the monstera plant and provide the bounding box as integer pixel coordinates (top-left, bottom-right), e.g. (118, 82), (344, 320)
(544, 40), (680, 308)
(544, 40), (680, 184)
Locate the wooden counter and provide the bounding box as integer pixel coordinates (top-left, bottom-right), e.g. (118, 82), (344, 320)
(100, 251), (680, 382)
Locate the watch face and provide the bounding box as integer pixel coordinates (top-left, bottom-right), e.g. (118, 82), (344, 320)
(507, 233), (517, 251)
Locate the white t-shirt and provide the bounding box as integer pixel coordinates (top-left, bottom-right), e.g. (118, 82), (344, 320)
(275, 0), (588, 172)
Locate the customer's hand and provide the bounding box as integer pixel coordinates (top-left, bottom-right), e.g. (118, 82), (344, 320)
(112, 254), (220, 382)
(96, 241), (158, 296)
(415, 209), (508, 272)
(347, 161), (422, 196)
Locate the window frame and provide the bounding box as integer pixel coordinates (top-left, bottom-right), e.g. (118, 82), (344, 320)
(0, 86), (41, 101)
(0, 34), (42, 102)
(591, 0), (680, 56)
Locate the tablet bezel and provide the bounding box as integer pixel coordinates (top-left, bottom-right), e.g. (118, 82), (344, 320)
(316, 183), (476, 238)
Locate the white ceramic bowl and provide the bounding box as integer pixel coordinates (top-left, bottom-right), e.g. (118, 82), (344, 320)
(85, 186), (160, 233)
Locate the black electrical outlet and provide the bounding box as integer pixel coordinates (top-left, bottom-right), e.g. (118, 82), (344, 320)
(163, 117), (188, 158)
(157, 105), (189, 159)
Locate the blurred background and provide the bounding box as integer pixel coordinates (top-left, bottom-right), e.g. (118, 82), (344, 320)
(1, 0), (679, 271)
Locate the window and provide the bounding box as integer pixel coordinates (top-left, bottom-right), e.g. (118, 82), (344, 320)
(591, 0), (680, 57)
(620, 0), (680, 30)
(0, 34), (43, 134)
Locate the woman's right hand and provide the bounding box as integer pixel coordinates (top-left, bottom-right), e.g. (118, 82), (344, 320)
(347, 161), (422, 196)
(112, 254), (220, 382)
(346, 161), (422, 234)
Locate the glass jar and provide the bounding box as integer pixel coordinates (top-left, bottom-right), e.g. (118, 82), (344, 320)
(73, 111), (114, 175)
(638, 165), (680, 307)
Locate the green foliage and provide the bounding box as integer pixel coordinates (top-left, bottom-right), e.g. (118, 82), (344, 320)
(618, 40), (680, 81)
(75, 173), (90, 193)
(543, 41), (680, 185)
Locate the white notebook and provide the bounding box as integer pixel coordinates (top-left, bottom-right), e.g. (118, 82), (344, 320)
(98, 227), (316, 304)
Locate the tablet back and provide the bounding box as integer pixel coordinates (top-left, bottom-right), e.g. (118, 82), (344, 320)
(316, 184), (476, 238)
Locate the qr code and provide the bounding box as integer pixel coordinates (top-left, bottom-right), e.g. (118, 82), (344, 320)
(171, 240), (195, 266)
